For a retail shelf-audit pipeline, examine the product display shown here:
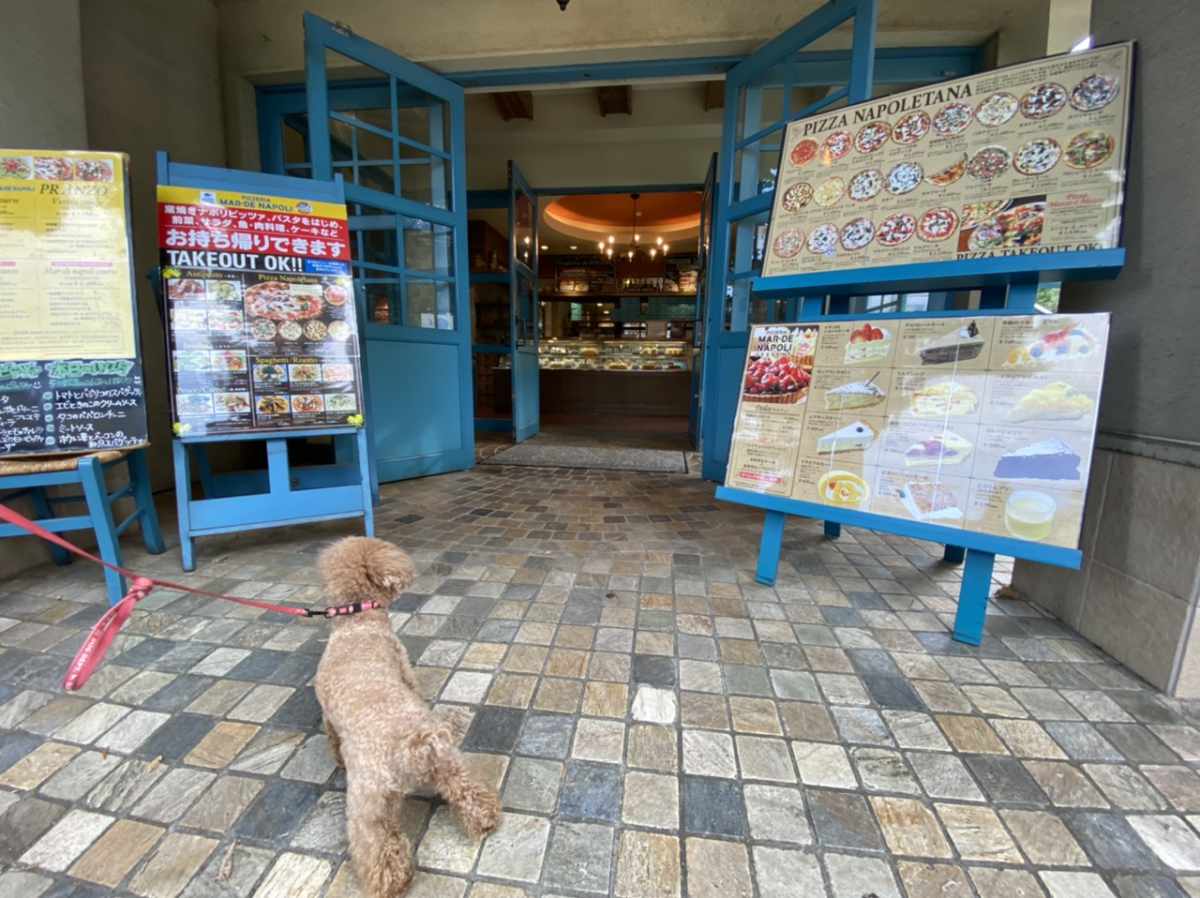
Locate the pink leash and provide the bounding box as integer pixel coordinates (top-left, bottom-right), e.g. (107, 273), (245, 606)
(0, 502), (380, 691)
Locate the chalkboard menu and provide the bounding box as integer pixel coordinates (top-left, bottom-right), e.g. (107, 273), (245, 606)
(158, 184), (363, 436)
(0, 150), (147, 457)
(761, 42), (1133, 278)
(725, 314), (1110, 550)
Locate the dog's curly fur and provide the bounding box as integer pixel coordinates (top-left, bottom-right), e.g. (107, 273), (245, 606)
(315, 537), (501, 897)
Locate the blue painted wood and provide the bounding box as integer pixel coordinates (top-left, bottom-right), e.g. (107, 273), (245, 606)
(944, 545), (966, 565)
(755, 510), (787, 585)
(752, 249), (1126, 299)
(953, 550), (996, 645)
(172, 440), (195, 571)
(824, 521), (842, 540)
(509, 161), (540, 444)
(0, 449), (164, 603)
(690, 153), (717, 450)
(716, 486), (1084, 569)
(305, 12), (475, 483)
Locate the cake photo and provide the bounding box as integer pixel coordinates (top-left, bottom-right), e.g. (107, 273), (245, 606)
(994, 438), (1081, 481)
(903, 432), (973, 467)
(1008, 381), (1094, 422)
(919, 320), (986, 365)
(816, 470), (870, 508)
(910, 381), (978, 417)
(844, 323), (891, 364)
(898, 480), (964, 522)
(825, 377), (886, 410)
(1004, 321), (1097, 368)
(816, 420), (876, 454)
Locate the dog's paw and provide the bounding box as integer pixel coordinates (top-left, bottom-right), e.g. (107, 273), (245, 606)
(459, 785), (502, 839)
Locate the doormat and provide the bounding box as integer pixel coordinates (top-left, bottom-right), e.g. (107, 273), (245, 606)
(482, 444), (688, 474)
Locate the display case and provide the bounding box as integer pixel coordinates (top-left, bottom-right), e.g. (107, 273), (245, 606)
(504, 339), (690, 372)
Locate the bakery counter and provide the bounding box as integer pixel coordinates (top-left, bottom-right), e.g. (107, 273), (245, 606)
(495, 369), (690, 417)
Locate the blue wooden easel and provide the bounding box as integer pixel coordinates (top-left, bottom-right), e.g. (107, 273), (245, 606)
(157, 153), (375, 571)
(720, 249), (1124, 645)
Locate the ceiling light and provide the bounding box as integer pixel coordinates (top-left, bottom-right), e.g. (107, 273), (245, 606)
(649, 248), (657, 259)
(606, 247), (613, 258)
(634, 233), (640, 242)
(656, 236), (663, 246)
(607, 235), (615, 244)
(540, 244), (549, 250)
(597, 241), (605, 251)
(524, 236), (531, 244)
(569, 244), (577, 250)
(662, 244), (669, 254)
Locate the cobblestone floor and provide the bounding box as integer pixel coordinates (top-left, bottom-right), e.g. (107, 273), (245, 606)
(2, 463), (1199, 898)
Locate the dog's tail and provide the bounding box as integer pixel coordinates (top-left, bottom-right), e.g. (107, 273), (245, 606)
(317, 537), (416, 605)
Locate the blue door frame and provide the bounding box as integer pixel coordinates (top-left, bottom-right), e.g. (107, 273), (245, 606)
(508, 162), (540, 443)
(690, 153), (717, 450)
(304, 14), (474, 482)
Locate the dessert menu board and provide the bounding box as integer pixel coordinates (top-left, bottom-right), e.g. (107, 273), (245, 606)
(0, 150), (148, 457)
(761, 42), (1133, 278)
(725, 313), (1110, 550)
(159, 183), (363, 436)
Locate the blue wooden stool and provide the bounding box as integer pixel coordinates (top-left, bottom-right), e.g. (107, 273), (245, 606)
(0, 447), (166, 606)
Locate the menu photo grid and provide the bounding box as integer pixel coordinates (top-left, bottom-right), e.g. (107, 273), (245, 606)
(167, 272), (362, 434)
(762, 42), (1133, 278)
(726, 313), (1109, 550)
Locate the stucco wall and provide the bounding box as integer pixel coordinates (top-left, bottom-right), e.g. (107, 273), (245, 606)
(1011, 0), (1200, 695)
(0, 0), (88, 149)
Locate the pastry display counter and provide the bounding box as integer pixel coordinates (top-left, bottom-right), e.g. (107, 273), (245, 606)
(495, 339), (692, 417)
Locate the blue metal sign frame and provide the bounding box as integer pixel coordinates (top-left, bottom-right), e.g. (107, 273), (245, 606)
(156, 152), (374, 572)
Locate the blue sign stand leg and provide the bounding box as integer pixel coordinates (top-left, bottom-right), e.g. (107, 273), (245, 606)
(78, 456), (124, 601)
(824, 521), (841, 540)
(953, 548), (995, 645)
(172, 440), (196, 572)
(755, 510), (787, 585)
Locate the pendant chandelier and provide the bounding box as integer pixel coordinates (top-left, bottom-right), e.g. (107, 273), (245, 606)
(598, 193), (669, 260)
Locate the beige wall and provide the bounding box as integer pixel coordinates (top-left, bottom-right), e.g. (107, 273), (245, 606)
(0, 0), (87, 148)
(81, 0), (228, 491)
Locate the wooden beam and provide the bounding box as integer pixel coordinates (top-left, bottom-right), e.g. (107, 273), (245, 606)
(702, 80), (724, 111)
(492, 91), (533, 121)
(596, 85), (632, 116)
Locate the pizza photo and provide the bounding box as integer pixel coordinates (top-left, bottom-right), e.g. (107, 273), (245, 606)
(893, 111), (931, 145)
(807, 224), (839, 256)
(1013, 137), (1062, 175)
(967, 145), (1011, 181)
(968, 202), (1046, 250)
(327, 320), (354, 341)
(781, 182), (814, 212)
(848, 169), (883, 202)
(278, 321), (303, 341)
(245, 282), (324, 321)
(1020, 82), (1068, 119)
(926, 155), (966, 187)
(886, 161), (923, 196)
(854, 121), (891, 154)
(819, 131), (853, 164)
(917, 207), (959, 242)
(813, 176), (846, 208)
(932, 102), (973, 136)
(323, 283), (351, 307)
(0, 157), (32, 179)
(74, 159), (114, 181)
(840, 218), (875, 252)
(33, 157), (73, 180)
(961, 199), (1010, 230)
(304, 320), (329, 341)
(1065, 130), (1115, 169)
(789, 139), (819, 167)
(1070, 73), (1119, 112)
(975, 92), (1018, 127)
(249, 318), (276, 341)
(771, 228), (804, 259)
(877, 212), (917, 247)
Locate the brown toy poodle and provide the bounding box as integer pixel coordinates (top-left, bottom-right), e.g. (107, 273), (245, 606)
(316, 537), (501, 896)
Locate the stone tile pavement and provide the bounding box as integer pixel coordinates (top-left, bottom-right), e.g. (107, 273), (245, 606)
(1, 463), (1199, 898)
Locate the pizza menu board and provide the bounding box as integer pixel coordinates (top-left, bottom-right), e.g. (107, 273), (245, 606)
(761, 42), (1133, 278)
(158, 184), (363, 436)
(725, 313), (1110, 550)
(0, 150), (148, 457)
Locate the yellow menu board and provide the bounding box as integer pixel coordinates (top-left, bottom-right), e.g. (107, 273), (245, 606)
(0, 151), (136, 360)
(761, 43), (1133, 277)
(725, 314), (1110, 550)
(0, 150), (147, 457)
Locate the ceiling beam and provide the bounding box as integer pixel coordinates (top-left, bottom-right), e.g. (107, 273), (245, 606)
(596, 85), (632, 116)
(491, 90), (533, 121)
(702, 81), (724, 111)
